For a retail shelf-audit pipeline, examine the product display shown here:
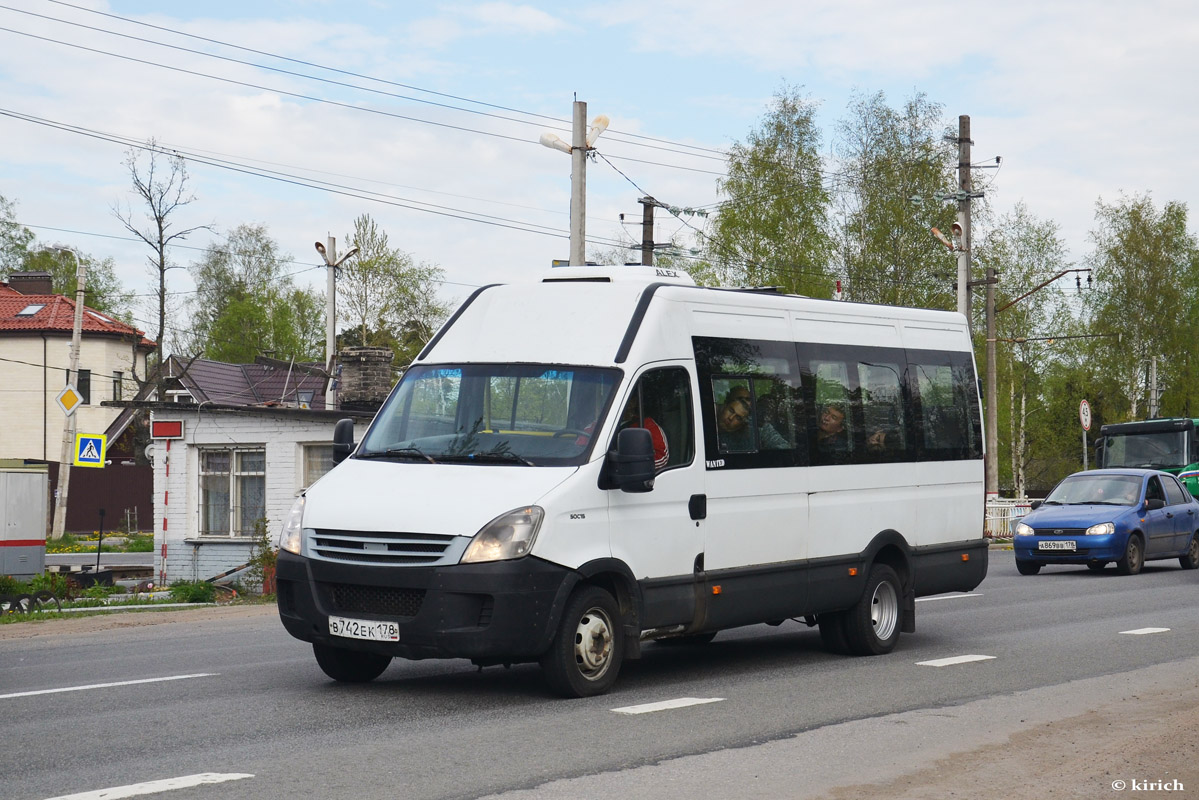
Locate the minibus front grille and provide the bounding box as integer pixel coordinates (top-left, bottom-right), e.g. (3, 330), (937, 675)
(324, 582), (425, 618)
(309, 528), (463, 566)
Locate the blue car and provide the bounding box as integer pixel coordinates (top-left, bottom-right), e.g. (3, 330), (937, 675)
(1013, 468), (1199, 575)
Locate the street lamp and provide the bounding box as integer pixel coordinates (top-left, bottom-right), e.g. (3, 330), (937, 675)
(540, 101), (608, 265)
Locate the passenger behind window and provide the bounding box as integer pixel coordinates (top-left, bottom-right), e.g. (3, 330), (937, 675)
(618, 393), (669, 471)
(814, 403), (850, 464)
(715, 384), (789, 452)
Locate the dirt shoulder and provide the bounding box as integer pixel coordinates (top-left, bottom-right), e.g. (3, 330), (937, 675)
(0, 602), (276, 639)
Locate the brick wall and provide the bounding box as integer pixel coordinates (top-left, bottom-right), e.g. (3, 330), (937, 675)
(151, 410), (365, 586)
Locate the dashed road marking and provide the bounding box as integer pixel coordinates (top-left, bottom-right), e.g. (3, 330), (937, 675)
(1119, 627), (1170, 635)
(612, 697), (724, 715)
(916, 592), (984, 603)
(43, 772), (253, 800)
(0, 673), (217, 700)
(916, 654), (997, 668)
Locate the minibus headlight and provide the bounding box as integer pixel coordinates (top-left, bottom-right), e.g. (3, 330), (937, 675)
(279, 496), (305, 554)
(1014, 522), (1035, 537)
(1086, 522), (1116, 536)
(461, 506), (544, 563)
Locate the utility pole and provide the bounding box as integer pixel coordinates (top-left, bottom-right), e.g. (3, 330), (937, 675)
(1148, 356), (1159, 418)
(956, 115), (972, 319)
(638, 196), (656, 266)
(52, 251), (86, 540)
(985, 263), (998, 500)
(315, 237), (359, 411)
(570, 100), (587, 266)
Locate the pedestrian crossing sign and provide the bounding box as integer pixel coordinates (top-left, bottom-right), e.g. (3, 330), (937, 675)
(74, 433), (107, 468)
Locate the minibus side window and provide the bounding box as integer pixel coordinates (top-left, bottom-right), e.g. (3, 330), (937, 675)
(693, 336), (801, 469)
(857, 358), (907, 463)
(909, 352), (982, 461)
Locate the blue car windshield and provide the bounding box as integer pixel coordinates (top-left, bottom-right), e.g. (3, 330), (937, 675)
(1044, 474), (1141, 506)
(356, 364), (620, 466)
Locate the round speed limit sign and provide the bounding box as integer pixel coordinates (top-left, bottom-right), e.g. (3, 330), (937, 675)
(1079, 399), (1091, 431)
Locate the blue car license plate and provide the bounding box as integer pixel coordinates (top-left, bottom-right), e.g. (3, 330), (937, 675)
(1038, 540), (1076, 551)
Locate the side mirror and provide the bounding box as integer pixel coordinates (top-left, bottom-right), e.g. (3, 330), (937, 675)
(1144, 498), (1165, 511)
(1030, 500), (1042, 510)
(608, 428), (655, 493)
(332, 418), (355, 464)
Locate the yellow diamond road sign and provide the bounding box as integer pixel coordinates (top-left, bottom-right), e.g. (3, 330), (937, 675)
(74, 433), (107, 468)
(56, 384), (83, 416)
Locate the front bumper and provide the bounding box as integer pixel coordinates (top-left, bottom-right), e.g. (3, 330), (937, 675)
(276, 549), (577, 663)
(1014, 534), (1127, 563)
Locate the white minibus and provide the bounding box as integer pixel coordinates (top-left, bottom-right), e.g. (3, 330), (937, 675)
(277, 265), (987, 696)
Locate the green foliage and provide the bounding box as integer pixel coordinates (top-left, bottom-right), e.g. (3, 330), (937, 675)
(704, 85), (832, 295)
(0, 575), (25, 596)
(1084, 193), (1199, 419)
(169, 580), (216, 603)
(31, 572), (69, 598)
(246, 517), (277, 595)
(188, 224), (322, 363)
(832, 91), (959, 309)
(82, 583), (119, 599)
(340, 214), (451, 367)
(0, 192), (36, 274)
(125, 534), (155, 553)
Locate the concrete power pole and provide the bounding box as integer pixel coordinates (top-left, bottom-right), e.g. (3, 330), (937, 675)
(51, 253), (86, 540)
(315, 236), (359, 411)
(324, 235), (339, 410)
(570, 100), (587, 266)
(956, 116), (972, 319)
(639, 196), (656, 266)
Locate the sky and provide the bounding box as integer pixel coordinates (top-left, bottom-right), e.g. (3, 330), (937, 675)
(2, 0), (1197, 346)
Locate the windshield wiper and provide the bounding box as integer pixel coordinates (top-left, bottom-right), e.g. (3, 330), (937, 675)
(1041, 500), (1064, 505)
(440, 450), (535, 466)
(356, 446), (437, 463)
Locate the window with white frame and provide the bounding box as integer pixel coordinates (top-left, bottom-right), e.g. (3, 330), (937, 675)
(200, 448), (266, 536)
(302, 444), (334, 488)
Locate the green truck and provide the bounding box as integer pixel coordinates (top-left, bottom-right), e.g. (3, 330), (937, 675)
(1097, 418), (1199, 496)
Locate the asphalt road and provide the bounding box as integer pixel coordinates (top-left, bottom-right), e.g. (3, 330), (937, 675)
(2, 549), (1197, 800)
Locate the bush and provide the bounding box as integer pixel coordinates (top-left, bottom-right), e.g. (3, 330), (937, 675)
(31, 572), (69, 598)
(169, 580), (215, 603)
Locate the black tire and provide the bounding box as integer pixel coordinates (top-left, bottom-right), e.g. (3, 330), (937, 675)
(1087, 562), (1107, 572)
(540, 585), (623, 698)
(1116, 534), (1144, 575)
(842, 565), (903, 656)
(1180, 535), (1199, 570)
(312, 643), (392, 683)
(10, 594), (33, 614)
(32, 590), (61, 612)
(654, 632), (717, 646)
(818, 611), (851, 655)
(1016, 560), (1041, 575)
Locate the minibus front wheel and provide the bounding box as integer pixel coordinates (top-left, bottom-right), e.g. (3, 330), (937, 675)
(540, 585), (624, 698)
(313, 643), (392, 683)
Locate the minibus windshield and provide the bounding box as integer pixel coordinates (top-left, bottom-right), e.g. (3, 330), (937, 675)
(356, 364), (621, 466)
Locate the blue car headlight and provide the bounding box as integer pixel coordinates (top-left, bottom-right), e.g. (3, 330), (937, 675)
(1015, 522), (1035, 537)
(1086, 522), (1116, 536)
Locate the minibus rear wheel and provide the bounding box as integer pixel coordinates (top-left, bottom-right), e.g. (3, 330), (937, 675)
(842, 564), (902, 656)
(313, 643), (392, 683)
(540, 585), (623, 698)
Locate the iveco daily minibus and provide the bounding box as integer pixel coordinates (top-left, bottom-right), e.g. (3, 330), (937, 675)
(276, 265), (987, 697)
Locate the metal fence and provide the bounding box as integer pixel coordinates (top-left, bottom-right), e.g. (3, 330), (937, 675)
(985, 498), (1033, 538)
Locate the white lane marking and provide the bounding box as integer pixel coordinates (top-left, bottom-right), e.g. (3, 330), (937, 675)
(0, 673), (216, 700)
(1120, 627), (1170, 635)
(917, 654), (997, 668)
(43, 773), (253, 800)
(612, 697), (724, 715)
(916, 592), (984, 603)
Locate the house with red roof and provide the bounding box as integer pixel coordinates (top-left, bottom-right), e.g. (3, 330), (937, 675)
(0, 272), (156, 535)
(0, 272), (156, 464)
